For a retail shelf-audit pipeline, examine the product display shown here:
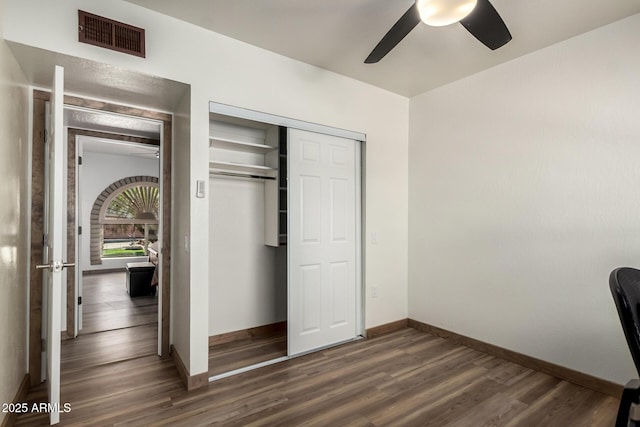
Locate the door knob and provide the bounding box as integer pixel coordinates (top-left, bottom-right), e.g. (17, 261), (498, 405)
(35, 260), (75, 273)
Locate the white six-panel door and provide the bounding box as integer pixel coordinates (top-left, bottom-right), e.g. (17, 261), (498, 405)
(288, 128), (358, 356)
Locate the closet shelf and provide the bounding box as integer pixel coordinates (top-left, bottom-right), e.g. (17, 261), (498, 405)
(209, 161), (277, 176)
(209, 136), (277, 154)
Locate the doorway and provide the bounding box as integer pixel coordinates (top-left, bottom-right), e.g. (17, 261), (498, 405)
(72, 125), (161, 338)
(28, 91), (174, 387)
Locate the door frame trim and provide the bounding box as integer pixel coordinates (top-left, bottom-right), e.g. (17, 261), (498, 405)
(67, 128), (160, 338)
(210, 101), (367, 142)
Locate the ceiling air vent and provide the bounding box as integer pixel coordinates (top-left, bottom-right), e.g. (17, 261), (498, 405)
(78, 10), (146, 58)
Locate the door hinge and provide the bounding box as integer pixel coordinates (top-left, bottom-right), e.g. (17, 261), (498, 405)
(41, 338), (46, 349)
(44, 132), (48, 144)
(43, 233), (49, 246)
(78, 296), (82, 305)
(78, 156), (82, 165)
(78, 226), (82, 235)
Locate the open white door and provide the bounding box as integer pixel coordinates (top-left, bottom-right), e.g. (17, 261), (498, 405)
(287, 128), (359, 356)
(37, 65), (68, 425)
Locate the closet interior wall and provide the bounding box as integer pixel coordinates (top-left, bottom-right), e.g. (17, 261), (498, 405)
(208, 115), (287, 337)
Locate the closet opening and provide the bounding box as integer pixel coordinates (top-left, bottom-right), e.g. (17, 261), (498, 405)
(208, 115), (288, 378)
(207, 102), (365, 381)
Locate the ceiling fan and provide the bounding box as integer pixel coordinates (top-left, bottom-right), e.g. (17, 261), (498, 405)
(364, 0), (511, 63)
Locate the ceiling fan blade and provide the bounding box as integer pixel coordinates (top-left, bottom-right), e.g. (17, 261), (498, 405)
(459, 0), (511, 50)
(365, 3), (421, 64)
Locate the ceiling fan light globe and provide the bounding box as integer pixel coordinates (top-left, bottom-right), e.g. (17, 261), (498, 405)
(416, 0), (478, 27)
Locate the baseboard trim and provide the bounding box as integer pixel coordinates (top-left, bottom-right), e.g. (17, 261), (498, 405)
(170, 345), (209, 391)
(408, 319), (623, 398)
(1, 374), (30, 427)
(209, 321), (287, 347)
(82, 268), (125, 275)
(366, 319), (408, 338)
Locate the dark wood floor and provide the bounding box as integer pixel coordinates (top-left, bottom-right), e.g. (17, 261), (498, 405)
(62, 323), (158, 374)
(81, 271), (157, 334)
(17, 327), (619, 426)
(209, 331), (287, 376)
(70, 270), (158, 372)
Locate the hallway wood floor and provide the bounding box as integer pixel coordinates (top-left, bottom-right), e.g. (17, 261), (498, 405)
(16, 327), (619, 426)
(81, 271), (157, 334)
(66, 270), (158, 372)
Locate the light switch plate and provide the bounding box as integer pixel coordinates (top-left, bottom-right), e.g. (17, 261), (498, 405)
(196, 180), (205, 198)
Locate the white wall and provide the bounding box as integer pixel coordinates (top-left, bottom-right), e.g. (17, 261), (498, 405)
(80, 149), (159, 271)
(0, 0), (30, 420)
(409, 13), (640, 384)
(209, 178), (287, 335)
(171, 89), (192, 370)
(3, 0), (409, 376)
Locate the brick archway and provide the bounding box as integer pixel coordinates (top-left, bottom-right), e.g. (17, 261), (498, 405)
(90, 176), (158, 265)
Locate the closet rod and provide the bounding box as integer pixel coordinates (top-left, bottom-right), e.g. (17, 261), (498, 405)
(209, 170), (276, 181)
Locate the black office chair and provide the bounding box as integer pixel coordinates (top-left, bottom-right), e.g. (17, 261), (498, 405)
(609, 267), (640, 426)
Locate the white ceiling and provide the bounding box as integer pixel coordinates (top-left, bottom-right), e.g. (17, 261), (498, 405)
(66, 108), (162, 139)
(125, 0), (640, 97)
(81, 136), (160, 160)
(66, 108), (161, 160)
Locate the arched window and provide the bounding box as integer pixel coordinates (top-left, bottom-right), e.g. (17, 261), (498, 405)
(90, 176), (158, 264)
(101, 183), (159, 258)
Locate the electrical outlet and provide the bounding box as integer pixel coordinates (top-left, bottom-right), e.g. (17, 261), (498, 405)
(371, 286), (379, 298)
